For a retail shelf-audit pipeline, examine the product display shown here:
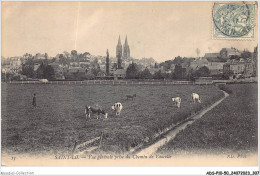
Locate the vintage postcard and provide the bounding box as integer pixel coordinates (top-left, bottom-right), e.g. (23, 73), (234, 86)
(1, 1), (259, 170)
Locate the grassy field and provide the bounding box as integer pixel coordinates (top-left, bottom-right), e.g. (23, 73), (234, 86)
(157, 83), (258, 155)
(1, 83), (223, 155)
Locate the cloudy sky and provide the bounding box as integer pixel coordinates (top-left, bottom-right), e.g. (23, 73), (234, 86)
(2, 1), (258, 61)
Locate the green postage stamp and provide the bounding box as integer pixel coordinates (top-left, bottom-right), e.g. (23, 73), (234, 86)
(212, 2), (256, 39)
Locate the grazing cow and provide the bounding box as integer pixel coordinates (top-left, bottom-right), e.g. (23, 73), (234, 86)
(111, 102), (123, 116)
(192, 93), (201, 103)
(126, 94), (136, 100)
(85, 106), (108, 120)
(172, 97), (181, 108)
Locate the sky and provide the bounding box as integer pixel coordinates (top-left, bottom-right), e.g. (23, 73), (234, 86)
(2, 1), (258, 62)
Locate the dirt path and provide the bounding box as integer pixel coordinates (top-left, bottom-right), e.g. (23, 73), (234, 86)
(135, 90), (229, 156)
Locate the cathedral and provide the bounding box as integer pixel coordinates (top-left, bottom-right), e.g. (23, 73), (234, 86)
(116, 35), (130, 69)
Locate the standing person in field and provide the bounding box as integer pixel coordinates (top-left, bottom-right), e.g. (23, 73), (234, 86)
(32, 93), (36, 107)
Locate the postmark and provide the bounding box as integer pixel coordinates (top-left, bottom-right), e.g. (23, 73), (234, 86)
(212, 2), (256, 39)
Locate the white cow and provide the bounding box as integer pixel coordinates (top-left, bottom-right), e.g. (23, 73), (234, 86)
(172, 97), (181, 108)
(192, 93), (201, 103)
(112, 102), (123, 116)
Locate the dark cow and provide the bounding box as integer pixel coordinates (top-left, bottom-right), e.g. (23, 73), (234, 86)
(85, 106), (108, 120)
(126, 94), (136, 100)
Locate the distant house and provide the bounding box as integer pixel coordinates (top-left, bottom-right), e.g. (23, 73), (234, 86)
(34, 63), (41, 71)
(190, 58), (209, 70)
(35, 53), (47, 60)
(204, 53), (220, 58)
(223, 59), (253, 78)
(96, 71), (106, 78)
(206, 58), (225, 75)
(149, 68), (160, 75)
(220, 48), (241, 58)
(170, 64), (176, 71)
(114, 69), (126, 80)
(68, 66), (86, 73)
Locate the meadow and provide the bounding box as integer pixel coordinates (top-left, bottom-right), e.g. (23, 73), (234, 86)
(157, 83), (258, 156)
(1, 83), (224, 155)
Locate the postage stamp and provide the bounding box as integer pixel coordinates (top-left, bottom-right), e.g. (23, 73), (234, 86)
(212, 2), (256, 39)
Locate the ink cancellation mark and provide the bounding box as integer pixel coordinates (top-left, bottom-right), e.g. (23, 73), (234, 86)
(212, 2), (256, 40)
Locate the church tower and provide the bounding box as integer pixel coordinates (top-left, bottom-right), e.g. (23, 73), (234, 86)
(116, 36), (122, 69)
(123, 35), (130, 60)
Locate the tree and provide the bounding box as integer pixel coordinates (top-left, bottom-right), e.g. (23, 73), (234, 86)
(173, 64), (183, 79)
(36, 63), (55, 80)
(85, 70), (95, 80)
(63, 51), (71, 58)
(21, 64), (35, 78)
(71, 50), (77, 56)
(153, 70), (164, 79)
(58, 54), (68, 65)
(71, 50), (78, 61)
(126, 63), (139, 79)
(138, 68), (152, 79)
(44, 53), (49, 59)
(194, 66), (210, 77)
(44, 65), (55, 80)
(90, 59), (101, 76)
(173, 56), (182, 64)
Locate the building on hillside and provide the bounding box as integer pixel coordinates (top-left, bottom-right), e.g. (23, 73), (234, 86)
(68, 66), (86, 74)
(220, 48), (241, 58)
(223, 59), (254, 79)
(35, 53), (48, 60)
(204, 53), (220, 58)
(252, 46), (258, 76)
(190, 58), (209, 70)
(206, 58), (225, 75)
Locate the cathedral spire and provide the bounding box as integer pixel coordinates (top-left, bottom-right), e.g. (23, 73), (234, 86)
(125, 35), (128, 46)
(123, 35), (130, 60)
(118, 35), (122, 46)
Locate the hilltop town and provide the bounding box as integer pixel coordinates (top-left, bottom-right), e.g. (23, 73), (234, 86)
(1, 36), (258, 82)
